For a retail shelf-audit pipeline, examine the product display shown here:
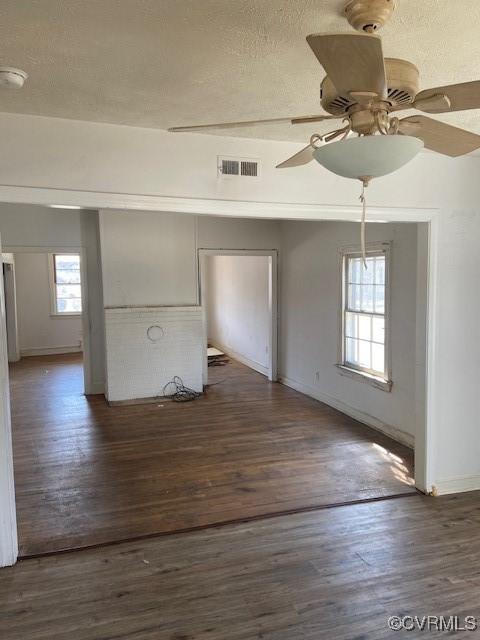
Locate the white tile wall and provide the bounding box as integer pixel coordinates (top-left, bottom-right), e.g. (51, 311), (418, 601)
(104, 306), (203, 402)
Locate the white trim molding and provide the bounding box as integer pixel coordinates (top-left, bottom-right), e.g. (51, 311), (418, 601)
(433, 476), (480, 496)
(20, 345), (82, 357)
(337, 241), (392, 387)
(0, 232), (18, 567)
(0, 184), (437, 222)
(336, 364), (393, 392)
(414, 216), (439, 495)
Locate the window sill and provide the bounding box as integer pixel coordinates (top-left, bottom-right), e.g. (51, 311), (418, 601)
(336, 364), (392, 392)
(50, 313), (82, 318)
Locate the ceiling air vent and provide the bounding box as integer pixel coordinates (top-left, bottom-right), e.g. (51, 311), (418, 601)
(221, 159), (239, 176)
(218, 156), (260, 179)
(241, 161), (258, 177)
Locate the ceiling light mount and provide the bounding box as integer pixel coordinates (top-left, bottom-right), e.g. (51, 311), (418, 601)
(344, 0), (396, 33)
(0, 67), (28, 89)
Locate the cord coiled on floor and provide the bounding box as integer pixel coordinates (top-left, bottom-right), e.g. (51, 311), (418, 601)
(162, 376), (201, 402)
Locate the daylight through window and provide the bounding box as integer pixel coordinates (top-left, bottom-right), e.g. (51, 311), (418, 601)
(343, 251), (387, 378)
(52, 254), (82, 314)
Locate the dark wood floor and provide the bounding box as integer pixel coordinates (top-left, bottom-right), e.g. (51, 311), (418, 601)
(10, 354), (414, 556)
(2, 492), (480, 639)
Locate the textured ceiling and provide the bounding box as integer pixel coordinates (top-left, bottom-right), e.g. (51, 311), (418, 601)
(1, 0), (480, 141)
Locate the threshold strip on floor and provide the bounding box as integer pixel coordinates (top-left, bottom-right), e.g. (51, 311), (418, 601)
(19, 490), (420, 562)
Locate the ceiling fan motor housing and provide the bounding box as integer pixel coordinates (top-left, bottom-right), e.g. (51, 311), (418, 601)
(320, 58), (419, 121)
(344, 0), (396, 33)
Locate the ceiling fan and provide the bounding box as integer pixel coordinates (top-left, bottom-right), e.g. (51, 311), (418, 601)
(169, 0), (480, 177)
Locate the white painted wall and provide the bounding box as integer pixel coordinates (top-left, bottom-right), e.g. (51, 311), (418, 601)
(100, 210), (197, 308)
(433, 210), (480, 493)
(105, 307), (204, 402)
(0, 112), (344, 206)
(280, 221), (423, 446)
(14, 253), (82, 356)
(205, 255), (270, 375)
(80, 210), (106, 394)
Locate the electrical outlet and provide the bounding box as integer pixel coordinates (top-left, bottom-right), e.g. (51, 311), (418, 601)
(315, 371), (320, 383)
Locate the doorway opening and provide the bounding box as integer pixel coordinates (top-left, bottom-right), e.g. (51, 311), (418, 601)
(3, 248), (90, 556)
(4, 250), (85, 367)
(0, 209), (436, 567)
(198, 249), (278, 386)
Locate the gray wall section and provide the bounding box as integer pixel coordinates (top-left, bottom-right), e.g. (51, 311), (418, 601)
(279, 220), (424, 441)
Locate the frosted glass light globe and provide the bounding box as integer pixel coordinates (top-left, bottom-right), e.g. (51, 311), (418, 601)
(313, 135), (424, 180)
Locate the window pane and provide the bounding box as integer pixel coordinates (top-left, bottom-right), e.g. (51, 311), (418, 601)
(348, 283), (361, 311)
(362, 257), (375, 284)
(358, 314), (371, 341)
(358, 340), (371, 368)
(375, 257), (385, 285)
(372, 316), (385, 344)
(345, 338), (357, 364)
(55, 269), (81, 284)
(374, 285), (385, 314)
(372, 343), (385, 374)
(348, 258), (362, 284)
(361, 285), (374, 313)
(57, 298), (82, 313)
(55, 255), (80, 270)
(56, 284), (81, 299)
(345, 312), (357, 338)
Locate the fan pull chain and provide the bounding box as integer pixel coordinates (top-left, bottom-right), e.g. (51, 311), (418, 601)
(359, 179), (369, 269)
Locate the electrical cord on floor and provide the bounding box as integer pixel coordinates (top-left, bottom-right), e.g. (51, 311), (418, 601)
(162, 376), (201, 402)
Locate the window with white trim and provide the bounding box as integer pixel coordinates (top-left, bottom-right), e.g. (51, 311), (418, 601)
(50, 254), (82, 314)
(342, 248), (389, 380)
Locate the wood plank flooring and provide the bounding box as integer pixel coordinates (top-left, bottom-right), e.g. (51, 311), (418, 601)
(10, 354), (414, 556)
(2, 492), (480, 640)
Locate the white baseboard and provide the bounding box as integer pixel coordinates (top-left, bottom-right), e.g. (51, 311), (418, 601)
(279, 374), (414, 449)
(20, 345), (82, 357)
(210, 341), (268, 377)
(433, 476), (480, 496)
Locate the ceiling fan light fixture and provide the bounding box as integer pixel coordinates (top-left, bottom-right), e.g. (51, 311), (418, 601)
(313, 134), (424, 180)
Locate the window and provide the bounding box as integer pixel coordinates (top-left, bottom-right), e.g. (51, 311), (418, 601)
(50, 254), (82, 314)
(340, 247), (390, 385)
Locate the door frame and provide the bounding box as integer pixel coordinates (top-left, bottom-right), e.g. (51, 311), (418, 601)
(2, 256), (20, 362)
(2, 245), (93, 395)
(198, 248), (278, 383)
(0, 233), (18, 567)
(0, 194), (439, 567)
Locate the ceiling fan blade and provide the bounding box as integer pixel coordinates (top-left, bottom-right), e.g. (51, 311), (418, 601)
(414, 81), (480, 114)
(169, 114), (337, 133)
(276, 144), (315, 169)
(399, 115), (480, 157)
(306, 32), (387, 99)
